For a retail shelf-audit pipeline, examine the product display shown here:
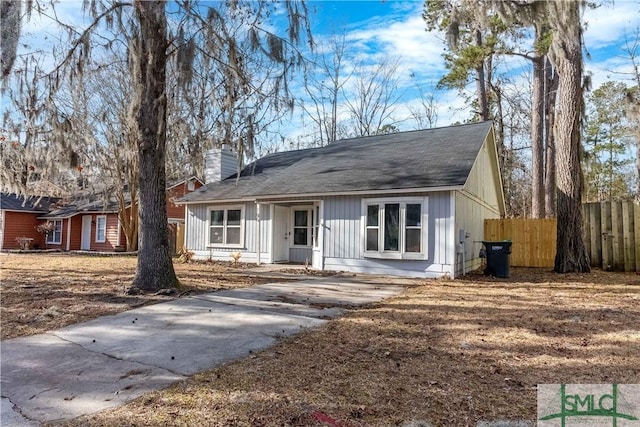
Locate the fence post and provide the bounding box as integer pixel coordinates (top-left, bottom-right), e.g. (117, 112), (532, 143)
(588, 203), (602, 269)
(633, 203), (640, 271)
(601, 202), (613, 270)
(611, 202), (624, 271)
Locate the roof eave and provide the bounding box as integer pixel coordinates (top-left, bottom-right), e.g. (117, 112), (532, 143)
(177, 185), (465, 205)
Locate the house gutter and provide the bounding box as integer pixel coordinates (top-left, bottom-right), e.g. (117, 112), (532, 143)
(66, 218), (71, 251)
(176, 185), (465, 206)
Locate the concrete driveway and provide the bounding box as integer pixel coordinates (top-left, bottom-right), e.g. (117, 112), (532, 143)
(1, 275), (405, 426)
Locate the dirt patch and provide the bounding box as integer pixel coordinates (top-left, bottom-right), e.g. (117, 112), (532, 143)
(0, 253), (307, 340)
(55, 267), (640, 426)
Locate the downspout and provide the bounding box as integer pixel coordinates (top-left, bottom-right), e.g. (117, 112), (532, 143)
(450, 193), (457, 279)
(66, 217), (71, 251)
(256, 202), (261, 265)
(0, 210), (4, 251)
(116, 217), (122, 247)
(183, 203), (188, 250)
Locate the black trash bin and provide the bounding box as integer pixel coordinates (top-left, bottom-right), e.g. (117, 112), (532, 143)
(482, 240), (512, 278)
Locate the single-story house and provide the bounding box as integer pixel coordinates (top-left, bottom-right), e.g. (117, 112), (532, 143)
(0, 194), (59, 250)
(1, 176), (203, 253)
(179, 121), (505, 278)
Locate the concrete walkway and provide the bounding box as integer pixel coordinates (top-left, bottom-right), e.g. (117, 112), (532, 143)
(1, 276), (405, 426)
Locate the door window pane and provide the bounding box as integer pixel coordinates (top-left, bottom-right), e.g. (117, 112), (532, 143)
(384, 204), (399, 251)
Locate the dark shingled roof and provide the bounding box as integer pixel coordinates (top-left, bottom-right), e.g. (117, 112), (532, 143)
(0, 193), (58, 212)
(181, 121), (493, 203)
(40, 194), (120, 219)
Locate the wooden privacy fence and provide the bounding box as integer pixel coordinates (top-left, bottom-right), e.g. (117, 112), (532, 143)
(484, 201), (640, 271)
(484, 218), (557, 268)
(583, 202), (640, 272)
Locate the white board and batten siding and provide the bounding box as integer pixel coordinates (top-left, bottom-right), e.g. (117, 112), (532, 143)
(186, 202), (271, 263)
(322, 192), (457, 278)
(454, 133), (504, 275)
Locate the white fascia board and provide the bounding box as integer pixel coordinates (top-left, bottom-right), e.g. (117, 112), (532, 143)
(178, 185), (464, 205)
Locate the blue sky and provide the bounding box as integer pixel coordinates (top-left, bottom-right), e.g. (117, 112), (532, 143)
(8, 0), (640, 147)
(301, 0), (640, 117)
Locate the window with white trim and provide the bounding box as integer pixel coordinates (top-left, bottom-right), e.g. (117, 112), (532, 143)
(208, 206), (244, 247)
(362, 197), (427, 259)
(293, 207), (314, 247)
(46, 220), (62, 244)
(96, 215), (107, 243)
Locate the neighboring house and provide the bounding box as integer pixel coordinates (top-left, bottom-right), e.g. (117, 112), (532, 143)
(38, 194), (122, 252)
(166, 176), (204, 251)
(179, 121), (505, 278)
(0, 194), (59, 250)
(1, 177), (202, 253)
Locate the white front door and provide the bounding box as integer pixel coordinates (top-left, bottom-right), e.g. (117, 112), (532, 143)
(273, 206), (289, 262)
(81, 215), (92, 250)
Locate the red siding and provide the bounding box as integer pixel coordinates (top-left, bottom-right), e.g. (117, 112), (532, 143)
(1, 211), (46, 249)
(67, 213), (119, 251)
(91, 214), (119, 251)
(166, 180), (202, 220)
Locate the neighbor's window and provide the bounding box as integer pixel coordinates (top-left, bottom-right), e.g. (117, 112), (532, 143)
(46, 220), (63, 244)
(208, 207), (244, 246)
(363, 198), (427, 259)
(96, 216), (107, 243)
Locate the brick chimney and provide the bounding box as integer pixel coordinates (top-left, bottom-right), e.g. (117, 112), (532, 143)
(204, 144), (237, 183)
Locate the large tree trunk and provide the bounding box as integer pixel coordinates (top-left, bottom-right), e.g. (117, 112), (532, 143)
(531, 53), (545, 218)
(549, 1), (590, 273)
(1, 0), (21, 80)
(130, 0), (179, 291)
(474, 29), (489, 121)
(544, 56), (558, 218)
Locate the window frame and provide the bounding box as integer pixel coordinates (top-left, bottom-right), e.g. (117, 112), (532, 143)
(361, 197), (428, 260)
(95, 215), (107, 243)
(207, 205), (245, 248)
(292, 206), (314, 247)
(46, 219), (63, 245)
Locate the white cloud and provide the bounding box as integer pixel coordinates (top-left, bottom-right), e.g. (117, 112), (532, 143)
(344, 5), (446, 80)
(583, 1), (640, 50)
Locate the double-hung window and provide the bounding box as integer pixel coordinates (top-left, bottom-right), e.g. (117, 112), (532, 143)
(363, 197), (427, 259)
(293, 207), (315, 247)
(208, 206), (244, 247)
(96, 216), (107, 243)
(46, 220), (63, 245)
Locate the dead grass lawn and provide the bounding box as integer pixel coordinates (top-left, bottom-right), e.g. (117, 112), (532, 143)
(54, 267), (640, 426)
(0, 253), (297, 340)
